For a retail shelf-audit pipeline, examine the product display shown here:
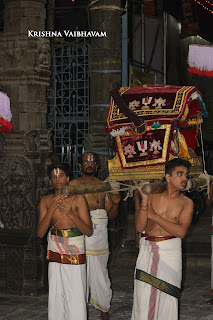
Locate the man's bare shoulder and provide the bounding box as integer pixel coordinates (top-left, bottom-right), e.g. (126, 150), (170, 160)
(69, 178), (82, 186)
(73, 194), (86, 201)
(72, 194), (87, 208)
(151, 192), (193, 204)
(182, 194), (194, 206)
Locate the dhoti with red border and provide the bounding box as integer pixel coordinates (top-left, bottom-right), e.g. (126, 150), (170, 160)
(47, 228), (87, 320)
(132, 235), (182, 320)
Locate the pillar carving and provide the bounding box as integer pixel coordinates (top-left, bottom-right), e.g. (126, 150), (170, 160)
(0, 0), (52, 295)
(0, 130), (52, 295)
(87, 0), (122, 177)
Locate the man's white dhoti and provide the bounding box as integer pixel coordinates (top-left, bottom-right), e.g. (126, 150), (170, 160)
(48, 263), (86, 320)
(47, 228), (87, 320)
(132, 236), (182, 320)
(85, 209), (112, 312)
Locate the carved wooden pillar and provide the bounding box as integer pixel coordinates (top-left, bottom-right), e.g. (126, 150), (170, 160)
(87, 0), (122, 177)
(0, 0), (52, 295)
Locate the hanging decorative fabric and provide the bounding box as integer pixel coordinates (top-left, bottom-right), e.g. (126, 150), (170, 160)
(0, 117), (12, 134)
(188, 44), (213, 77)
(178, 130), (191, 160)
(0, 91), (12, 134)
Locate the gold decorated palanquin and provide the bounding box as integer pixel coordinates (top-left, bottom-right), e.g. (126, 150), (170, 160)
(106, 84), (207, 181)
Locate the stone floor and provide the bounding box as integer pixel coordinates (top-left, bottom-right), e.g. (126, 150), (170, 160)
(0, 261), (211, 320)
(0, 206), (212, 319)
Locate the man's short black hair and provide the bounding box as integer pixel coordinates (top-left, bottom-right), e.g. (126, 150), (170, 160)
(47, 163), (70, 179)
(78, 152), (99, 165)
(165, 158), (191, 176)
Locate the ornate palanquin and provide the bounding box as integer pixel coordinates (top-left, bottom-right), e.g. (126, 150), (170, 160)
(106, 84), (207, 181)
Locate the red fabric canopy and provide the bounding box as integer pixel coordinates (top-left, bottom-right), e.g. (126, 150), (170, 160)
(106, 84), (201, 132)
(106, 84), (204, 169)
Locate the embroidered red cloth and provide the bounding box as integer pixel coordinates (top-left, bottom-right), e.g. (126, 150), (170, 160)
(106, 84), (200, 132)
(115, 124), (173, 169)
(106, 84), (205, 169)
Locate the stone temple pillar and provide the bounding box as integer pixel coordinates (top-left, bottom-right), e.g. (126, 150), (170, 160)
(88, 0), (122, 177)
(0, 0), (52, 295)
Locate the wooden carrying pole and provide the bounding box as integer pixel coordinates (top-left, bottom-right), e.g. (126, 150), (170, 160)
(141, 177), (209, 195)
(60, 177), (209, 196)
(184, 177), (207, 190)
(141, 182), (167, 195)
(108, 82), (143, 127)
(60, 182), (112, 196)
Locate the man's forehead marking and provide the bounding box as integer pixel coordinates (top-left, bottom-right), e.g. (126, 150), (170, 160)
(51, 168), (65, 177)
(53, 168), (60, 176)
(83, 153), (94, 161)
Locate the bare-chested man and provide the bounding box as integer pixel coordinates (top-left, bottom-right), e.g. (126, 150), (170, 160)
(37, 163), (92, 320)
(69, 152), (120, 320)
(132, 158), (194, 320)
